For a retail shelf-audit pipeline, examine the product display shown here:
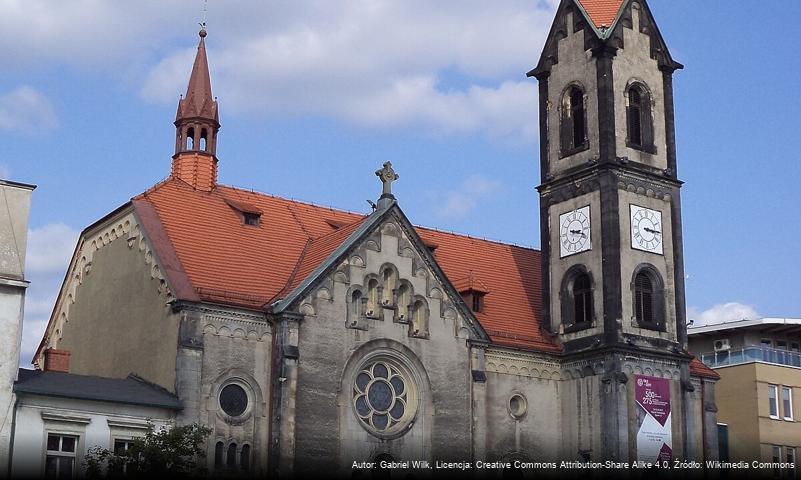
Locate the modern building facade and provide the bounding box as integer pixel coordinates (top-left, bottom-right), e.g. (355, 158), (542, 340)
(689, 318), (801, 473)
(31, 0), (720, 477)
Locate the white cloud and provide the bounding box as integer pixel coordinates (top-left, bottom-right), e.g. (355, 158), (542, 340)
(688, 302), (760, 327)
(26, 223), (79, 274)
(0, 86), (58, 132)
(0, 164), (10, 179)
(436, 174), (502, 219)
(2, 1), (558, 140)
(17, 223), (79, 366)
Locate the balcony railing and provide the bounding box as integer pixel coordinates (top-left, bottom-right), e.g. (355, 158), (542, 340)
(699, 346), (801, 369)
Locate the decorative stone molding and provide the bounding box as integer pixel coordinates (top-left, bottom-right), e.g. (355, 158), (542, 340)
(40, 209), (172, 355)
(201, 308), (272, 343)
(485, 349), (561, 380)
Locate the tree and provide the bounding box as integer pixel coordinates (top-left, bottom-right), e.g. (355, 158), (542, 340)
(85, 423), (212, 478)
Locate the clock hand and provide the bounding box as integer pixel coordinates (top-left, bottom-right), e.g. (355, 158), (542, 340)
(569, 229), (586, 237)
(644, 227), (661, 235)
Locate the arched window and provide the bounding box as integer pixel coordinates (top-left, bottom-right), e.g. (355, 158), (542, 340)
(214, 441), (224, 468)
(573, 273), (593, 325)
(411, 299), (429, 337)
(349, 289), (363, 325)
(199, 129), (208, 151)
(396, 283), (411, 322)
(560, 85), (588, 156)
(633, 266), (664, 330)
(560, 266), (594, 332)
(226, 443), (237, 469)
(186, 127), (195, 150)
(626, 83), (654, 152)
(240, 444), (250, 471)
(366, 279), (379, 317)
(381, 267), (396, 307)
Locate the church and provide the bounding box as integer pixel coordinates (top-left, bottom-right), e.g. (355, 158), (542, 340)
(32, 0), (720, 476)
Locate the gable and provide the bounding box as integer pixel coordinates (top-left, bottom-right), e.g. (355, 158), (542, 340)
(273, 203), (489, 343)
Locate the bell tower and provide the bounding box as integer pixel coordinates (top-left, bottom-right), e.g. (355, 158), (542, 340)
(530, 0), (692, 461)
(171, 27), (220, 191)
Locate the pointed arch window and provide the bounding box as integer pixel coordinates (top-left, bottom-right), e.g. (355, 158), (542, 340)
(226, 443), (237, 469)
(632, 265), (665, 330)
(560, 85), (589, 157)
(626, 83), (655, 153)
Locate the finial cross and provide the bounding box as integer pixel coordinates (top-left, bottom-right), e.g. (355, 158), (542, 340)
(375, 161), (399, 197)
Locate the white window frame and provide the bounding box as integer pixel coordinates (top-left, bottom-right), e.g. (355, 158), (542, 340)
(41, 411), (90, 478)
(769, 384), (780, 419)
(44, 433), (79, 478)
(782, 386), (794, 421)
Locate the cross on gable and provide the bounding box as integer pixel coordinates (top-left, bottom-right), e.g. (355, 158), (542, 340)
(375, 161), (399, 198)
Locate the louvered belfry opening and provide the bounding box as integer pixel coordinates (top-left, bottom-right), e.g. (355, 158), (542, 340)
(634, 271), (654, 325)
(573, 273), (593, 325)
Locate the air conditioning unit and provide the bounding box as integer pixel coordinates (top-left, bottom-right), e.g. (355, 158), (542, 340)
(714, 339), (731, 352)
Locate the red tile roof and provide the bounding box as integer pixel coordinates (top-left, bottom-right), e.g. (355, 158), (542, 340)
(576, 0), (625, 29)
(133, 178), (558, 351)
(689, 357), (720, 380)
(132, 178), (711, 370)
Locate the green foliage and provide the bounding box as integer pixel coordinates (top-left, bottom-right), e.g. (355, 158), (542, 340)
(85, 423), (212, 478)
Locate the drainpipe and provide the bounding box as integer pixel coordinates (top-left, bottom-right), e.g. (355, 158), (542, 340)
(6, 397), (19, 478)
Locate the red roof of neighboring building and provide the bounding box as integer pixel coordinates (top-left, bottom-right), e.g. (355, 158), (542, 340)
(689, 357), (721, 380)
(133, 178), (558, 351)
(576, 0), (625, 29)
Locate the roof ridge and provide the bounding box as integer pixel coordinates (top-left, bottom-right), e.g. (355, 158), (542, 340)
(219, 183), (369, 218)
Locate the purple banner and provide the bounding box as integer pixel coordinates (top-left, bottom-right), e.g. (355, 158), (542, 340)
(635, 375), (672, 463)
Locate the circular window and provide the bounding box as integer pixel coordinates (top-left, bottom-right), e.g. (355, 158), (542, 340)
(220, 384), (249, 418)
(353, 358), (417, 438)
(508, 393), (528, 420)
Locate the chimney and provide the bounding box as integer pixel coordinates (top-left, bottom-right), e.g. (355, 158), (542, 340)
(43, 348), (71, 373)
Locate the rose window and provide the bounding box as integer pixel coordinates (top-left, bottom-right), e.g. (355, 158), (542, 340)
(353, 359), (416, 437)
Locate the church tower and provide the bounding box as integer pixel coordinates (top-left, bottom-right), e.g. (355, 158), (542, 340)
(530, 0), (691, 460)
(171, 27), (220, 192)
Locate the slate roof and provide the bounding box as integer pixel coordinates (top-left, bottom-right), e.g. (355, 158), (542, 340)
(14, 369), (182, 409)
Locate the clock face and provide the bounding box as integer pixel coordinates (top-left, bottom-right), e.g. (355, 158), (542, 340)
(630, 205), (663, 254)
(559, 206), (591, 258)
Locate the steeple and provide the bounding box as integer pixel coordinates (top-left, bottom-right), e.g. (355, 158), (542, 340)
(171, 27), (220, 191)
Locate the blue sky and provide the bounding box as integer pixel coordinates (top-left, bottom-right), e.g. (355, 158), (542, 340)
(1, 1), (799, 363)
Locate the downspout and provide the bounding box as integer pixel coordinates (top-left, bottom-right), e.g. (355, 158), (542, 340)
(7, 397), (18, 478)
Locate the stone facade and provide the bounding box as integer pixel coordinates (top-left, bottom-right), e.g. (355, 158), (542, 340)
(31, 0), (720, 477)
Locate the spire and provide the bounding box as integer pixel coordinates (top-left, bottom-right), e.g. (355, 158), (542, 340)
(171, 27), (220, 191)
(175, 28), (219, 124)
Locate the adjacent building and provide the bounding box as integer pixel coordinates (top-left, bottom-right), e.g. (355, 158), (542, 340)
(31, 0), (720, 477)
(0, 178), (35, 476)
(689, 318), (801, 471)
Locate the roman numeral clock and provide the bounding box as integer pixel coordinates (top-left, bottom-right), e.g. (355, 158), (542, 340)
(559, 206), (591, 257)
(630, 205), (663, 255)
